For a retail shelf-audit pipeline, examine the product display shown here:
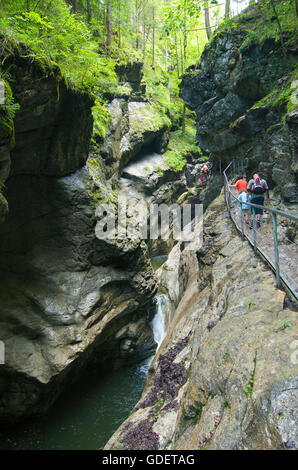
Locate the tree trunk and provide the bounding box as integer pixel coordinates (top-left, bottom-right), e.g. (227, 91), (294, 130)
(72, 0), (78, 12)
(182, 103), (186, 136)
(180, 34), (184, 75)
(175, 34), (180, 77)
(118, 0), (121, 47)
(196, 33), (200, 57)
(165, 39), (168, 73)
(269, 0), (287, 58)
(87, 0), (92, 23)
(143, 24), (146, 61)
(225, 0), (230, 19)
(106, 0), (113, 47)
(151, 7), (156, 69)
(204, 1), (212, 40)
(136, 0), (140, 49)
(183, 8), (187, 64)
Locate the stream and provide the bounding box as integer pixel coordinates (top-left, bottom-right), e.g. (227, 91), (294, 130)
(0, 293), (169, 450)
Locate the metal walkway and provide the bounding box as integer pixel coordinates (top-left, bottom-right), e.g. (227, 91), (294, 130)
(223, 162), (298, 301)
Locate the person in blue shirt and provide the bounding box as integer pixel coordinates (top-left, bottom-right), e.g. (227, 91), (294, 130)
(232, 189), (251, 227)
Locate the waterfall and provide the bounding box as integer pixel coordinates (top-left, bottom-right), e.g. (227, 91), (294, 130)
(150, 294), (169, 351)
(138, 294), (169, 376)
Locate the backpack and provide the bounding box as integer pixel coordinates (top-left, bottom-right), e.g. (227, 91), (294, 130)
(251, 177), (265, 194)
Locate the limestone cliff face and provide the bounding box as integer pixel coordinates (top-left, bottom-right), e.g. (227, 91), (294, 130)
(0, 52), (158, 423)
(90, 61), (169, 186)
(105, 191), (297, 450)
(180, 6), (297, 205)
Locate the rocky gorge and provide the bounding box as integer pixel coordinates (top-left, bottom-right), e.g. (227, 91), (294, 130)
(0, 1), (297, 451)
(0, 49), (159, 423)
(0, 39), (216, 424)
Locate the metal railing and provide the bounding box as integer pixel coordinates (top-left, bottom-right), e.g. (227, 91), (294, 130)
(223, 161), (298, 301)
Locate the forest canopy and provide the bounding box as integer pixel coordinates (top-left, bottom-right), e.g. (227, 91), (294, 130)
(0, 0), (296, 139)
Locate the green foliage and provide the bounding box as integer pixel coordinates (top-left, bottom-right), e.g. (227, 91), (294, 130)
(143, 65), (183, 130)
(130, 101), (171, 135)
(252, 69), (298, 120)
(156, 165), (164, 176)
(165, 150), (187, 172)
(163, 116), (200, 172)
(0, 1), (125, 136)
(0, 74), (20, 130)
(275, 319), (293, 332)
(232, 0), (296, 51)
(243, 352), (257, 398)
(243, 377), (254, 397)
(246, 301), (256, 311)
(155, 396), (164, 409)
(223, 351), (231, 361)
(92, 100), (111, 139)
(0, 3), (118, 93)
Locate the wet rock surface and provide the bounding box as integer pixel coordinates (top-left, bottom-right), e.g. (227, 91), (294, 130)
(105, 192), (298, 450)
(0, 54), (158, 423)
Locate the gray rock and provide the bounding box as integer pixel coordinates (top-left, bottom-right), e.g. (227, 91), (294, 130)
(180, 19), (297, 204)
(105, 192), (298, 450)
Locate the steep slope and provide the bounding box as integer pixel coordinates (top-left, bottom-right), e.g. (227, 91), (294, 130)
(105, 191), (297, 450)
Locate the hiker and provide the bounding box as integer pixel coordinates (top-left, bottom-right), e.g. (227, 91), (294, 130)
(203, 163), (209, 182)
(230, 174), (247, 193)
(208, 162), (214, 177)
(232, 189), (251, 226)
(247, 173), (269, 227)
(200, 167), (204, 184)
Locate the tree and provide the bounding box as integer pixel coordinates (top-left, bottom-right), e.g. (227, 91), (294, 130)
(225, 0), (230, 19)
(106, 0), (113, 46)
(72, 0), (78, 12)
(87, 0), (92, 23)
(151, 5), (156, 68)
(204, 0), (211, 40)
(117, 0), (121, 47)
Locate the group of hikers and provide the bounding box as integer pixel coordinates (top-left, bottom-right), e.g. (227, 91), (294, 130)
(230, 173), (269, 228)
(199, 161), (213, 183)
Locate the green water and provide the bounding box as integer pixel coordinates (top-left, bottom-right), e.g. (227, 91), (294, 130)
(0, 356), (153, 450)
(151, 255), (168, 271)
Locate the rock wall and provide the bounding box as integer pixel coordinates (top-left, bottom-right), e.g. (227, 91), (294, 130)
(90, 62), (169, 186)
(0, 51), (158, 423)
(105, 191), (297, 450)
(180, 5), (297, 205)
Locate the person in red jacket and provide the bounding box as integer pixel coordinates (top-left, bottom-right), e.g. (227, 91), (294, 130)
(230, 174), (248, 193)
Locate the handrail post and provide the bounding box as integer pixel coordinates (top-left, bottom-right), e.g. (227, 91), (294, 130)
(272, 213), (281, 288)
(240, 203), (244, 240)
(252, 210), (257, 254)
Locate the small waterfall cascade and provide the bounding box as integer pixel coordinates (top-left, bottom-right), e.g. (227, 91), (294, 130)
(150, 293), (170, 351)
